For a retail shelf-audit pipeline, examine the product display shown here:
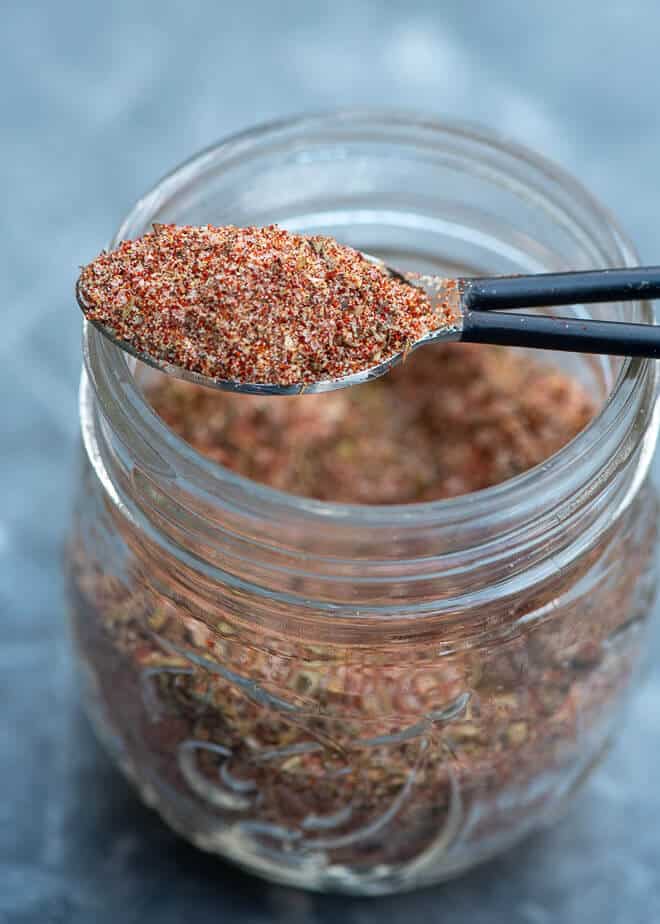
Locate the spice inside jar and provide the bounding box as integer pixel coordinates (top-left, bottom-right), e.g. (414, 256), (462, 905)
(71, 325), (655, 862)
(147, 341), (594, 503)
(69, 298), (658, 893)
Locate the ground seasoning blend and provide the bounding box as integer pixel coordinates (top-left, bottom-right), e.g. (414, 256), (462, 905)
(78, 224), (458, 387)
(66, 114), (660, 895)
(147, 343), (594, 503)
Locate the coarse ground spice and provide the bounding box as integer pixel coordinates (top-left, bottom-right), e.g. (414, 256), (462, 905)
(67, 319), (658, 889)
(68, 485), (657, 883)
(147, 343), (595, 503)
(77, 224), (459, 387)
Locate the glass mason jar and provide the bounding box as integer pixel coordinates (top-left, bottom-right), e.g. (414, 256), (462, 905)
(66, 111), (660, 895)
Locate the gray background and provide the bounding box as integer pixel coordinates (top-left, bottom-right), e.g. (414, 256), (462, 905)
(3, 1), (660, 921)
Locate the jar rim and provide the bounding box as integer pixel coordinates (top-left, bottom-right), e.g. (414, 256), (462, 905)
(89, 109), (657, 532)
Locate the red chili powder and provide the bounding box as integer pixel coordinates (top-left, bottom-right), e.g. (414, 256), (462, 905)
(78, 224), (459, 386)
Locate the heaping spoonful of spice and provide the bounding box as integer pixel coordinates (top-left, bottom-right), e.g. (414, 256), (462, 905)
(77, 223), (660, 395)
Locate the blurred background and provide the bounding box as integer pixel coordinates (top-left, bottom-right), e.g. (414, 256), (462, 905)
(3, 1), (660, 921)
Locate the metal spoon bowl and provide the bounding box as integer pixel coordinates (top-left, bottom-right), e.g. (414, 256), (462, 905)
(77, 255), (463, 396)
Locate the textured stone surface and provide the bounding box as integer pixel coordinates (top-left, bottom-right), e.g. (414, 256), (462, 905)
(2, 1), (660, 921)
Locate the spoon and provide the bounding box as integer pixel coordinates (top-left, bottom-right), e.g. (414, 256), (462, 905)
(77, 258), (660, 396)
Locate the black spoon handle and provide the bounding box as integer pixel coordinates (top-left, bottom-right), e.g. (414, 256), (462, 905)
(461, 266), (660, 311)
(461, 309), (660, 358)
